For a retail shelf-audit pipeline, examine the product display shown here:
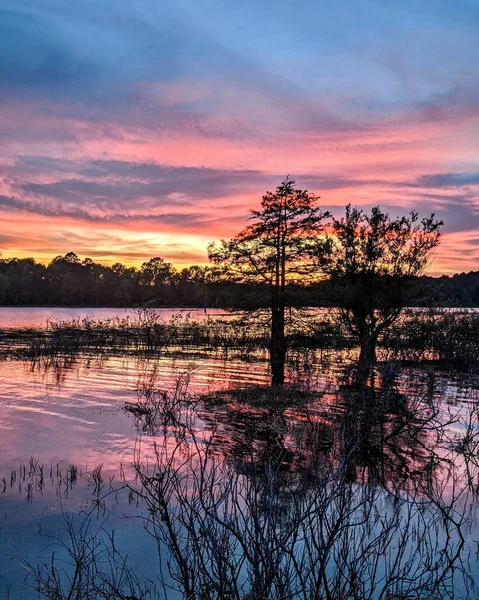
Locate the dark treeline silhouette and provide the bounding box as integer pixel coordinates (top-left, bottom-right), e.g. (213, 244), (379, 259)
(0, 252), (209, 308)
(306, 271), (479, 309)
(0, 251), (478, 308)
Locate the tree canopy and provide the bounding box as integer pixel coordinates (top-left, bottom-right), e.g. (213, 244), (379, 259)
(208, 177), (328, 288)
(318, 205), (443, 384)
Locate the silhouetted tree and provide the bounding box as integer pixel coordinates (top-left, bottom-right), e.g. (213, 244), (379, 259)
(176, 265), (208, 306)
(0, 273), (9, 304)
(318, 205), (443, 386)
(139, 257), (176, 304)
(0, 258), (46, 304)
(209, 177), (329, 384)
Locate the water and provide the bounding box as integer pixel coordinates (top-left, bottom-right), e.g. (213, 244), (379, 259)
(0, 306), (229, 330)
(0, 307), (478, 599)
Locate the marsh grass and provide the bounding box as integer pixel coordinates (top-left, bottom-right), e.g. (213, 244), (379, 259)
(1, 309), (478, 376)
(1, 458), (80, 501)
(0, 459), (121, 507)
(124, 365), (197, 434)
(383, 309), (479, 371)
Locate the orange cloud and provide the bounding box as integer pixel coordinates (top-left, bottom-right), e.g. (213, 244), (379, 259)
(1, 85), (478, 273)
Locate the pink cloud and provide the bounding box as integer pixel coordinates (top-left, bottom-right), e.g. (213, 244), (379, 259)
(1, 83), (478, 273)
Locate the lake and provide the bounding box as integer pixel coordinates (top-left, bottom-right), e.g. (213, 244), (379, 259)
(0, 306), (231, 330)
(0, 307), (478, 599)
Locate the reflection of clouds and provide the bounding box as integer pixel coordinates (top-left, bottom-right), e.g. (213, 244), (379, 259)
(0, 351), (270, 479)
(0, 342), (474, 504)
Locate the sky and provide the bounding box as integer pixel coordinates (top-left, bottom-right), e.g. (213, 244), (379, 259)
(1, 0), (478, 275)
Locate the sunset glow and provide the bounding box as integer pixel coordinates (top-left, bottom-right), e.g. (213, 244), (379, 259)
(1, 0), (478, 274)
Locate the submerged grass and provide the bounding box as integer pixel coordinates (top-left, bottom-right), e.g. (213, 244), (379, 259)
(201, 383), (320, 410)
(1, 459), (80, 502)
(383, 309), (479, 371)
(1, 309), (478, 377)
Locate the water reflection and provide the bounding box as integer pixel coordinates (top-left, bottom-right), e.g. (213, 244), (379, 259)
(1, 343), (479, 597)
(2, 350), (476, 498)
(126, 415), (474, 600)
(183, 365), (460, 500)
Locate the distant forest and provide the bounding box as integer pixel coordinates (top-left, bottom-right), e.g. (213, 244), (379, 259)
(0, 252), (478, 308)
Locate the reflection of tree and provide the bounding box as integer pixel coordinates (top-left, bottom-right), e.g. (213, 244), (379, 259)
(18, 349), (459, 500)
(28, 353), (83, 388)
(337, 378), (446, 492)
(198, 387), (332, 481)
(27, 368), (479, 599)
(196, 365), (454, 498)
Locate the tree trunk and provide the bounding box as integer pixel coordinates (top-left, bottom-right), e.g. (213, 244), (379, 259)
(270, 293), (286, 385)
(356, 332), (378, 388)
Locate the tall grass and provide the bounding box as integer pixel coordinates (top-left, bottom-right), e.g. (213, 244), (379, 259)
(383, 309), (479, 371)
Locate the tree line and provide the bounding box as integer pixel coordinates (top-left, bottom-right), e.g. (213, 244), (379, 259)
(0, 255), (478, 310)
(0, 252), (477, 309)
(0, 253), (210, 307)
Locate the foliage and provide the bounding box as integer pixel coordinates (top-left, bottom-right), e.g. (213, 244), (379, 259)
(208, 177), (328, 287)
(0, 254), (215, 308)
(317, 205), (443, 382)
(0, 254), (478, 309)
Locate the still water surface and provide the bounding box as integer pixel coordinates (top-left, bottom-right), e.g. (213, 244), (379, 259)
(0, 306), (229, 329)
(0, 307), (478, 598)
